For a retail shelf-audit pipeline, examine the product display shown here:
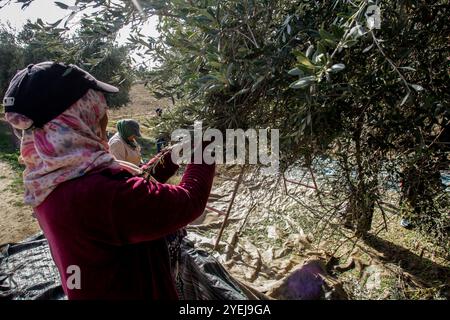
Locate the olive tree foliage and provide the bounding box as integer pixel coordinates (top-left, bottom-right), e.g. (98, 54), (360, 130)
(2, 0), (448, 243)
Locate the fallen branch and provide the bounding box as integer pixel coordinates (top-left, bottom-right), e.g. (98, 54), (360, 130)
(214, 165), (246, 250)
(205, 205), (226, 216)
(309, 164), (325, 208)
(283, 177), (316, 190)
(376, 199), (389, 232)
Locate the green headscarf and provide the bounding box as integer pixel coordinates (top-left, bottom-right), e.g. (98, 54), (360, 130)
(117, 119), (141, 148)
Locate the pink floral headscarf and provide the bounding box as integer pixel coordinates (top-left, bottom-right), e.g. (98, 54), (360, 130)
(5, 89), (135, 207)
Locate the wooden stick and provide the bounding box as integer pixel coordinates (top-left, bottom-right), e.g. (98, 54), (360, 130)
(284, 177), (316, 189)
(238, 203), (257, 234)
(309, 164), (325, 207)
(205, 205), (226, 216)
(376, 199), (389, 232)
(213, 165), (246, 250)
(309, 165), (320, 192)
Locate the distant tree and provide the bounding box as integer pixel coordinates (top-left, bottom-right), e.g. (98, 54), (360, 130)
(17, 20), (68, 65)
(12, 19), (134, 107)
(0, 24), (23, 97)
(72, 19), (134, 107)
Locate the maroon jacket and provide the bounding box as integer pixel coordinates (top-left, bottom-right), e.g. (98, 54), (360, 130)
(34, 151), (215, 299)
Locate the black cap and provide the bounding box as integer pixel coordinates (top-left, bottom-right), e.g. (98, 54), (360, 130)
(2, 61), (119, 128)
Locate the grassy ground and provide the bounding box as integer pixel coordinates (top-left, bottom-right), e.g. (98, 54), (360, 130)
(0, 116), (38, 244)
(0, 117), (25, 195)
(0, 118), (22, 172)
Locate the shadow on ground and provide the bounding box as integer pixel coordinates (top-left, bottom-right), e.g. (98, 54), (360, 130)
(363, 233), (450, 297)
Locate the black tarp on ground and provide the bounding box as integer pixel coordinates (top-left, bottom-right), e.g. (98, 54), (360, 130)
(178, 239), (248, 300)
(0, 234), (252, 300)
(0, 234), (65, 300)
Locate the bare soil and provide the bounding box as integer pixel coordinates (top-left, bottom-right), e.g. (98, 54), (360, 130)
(0, 161), (39, 244)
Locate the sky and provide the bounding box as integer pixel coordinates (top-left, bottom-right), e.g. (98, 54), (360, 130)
(0, 0), (73, 29)
(0, 0), (159, 65)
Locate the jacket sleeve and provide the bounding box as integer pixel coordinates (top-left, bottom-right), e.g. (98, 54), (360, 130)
(110, 162), (215, 244)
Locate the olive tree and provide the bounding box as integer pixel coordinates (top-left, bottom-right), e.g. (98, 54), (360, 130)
(1, 0), (448, 243)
